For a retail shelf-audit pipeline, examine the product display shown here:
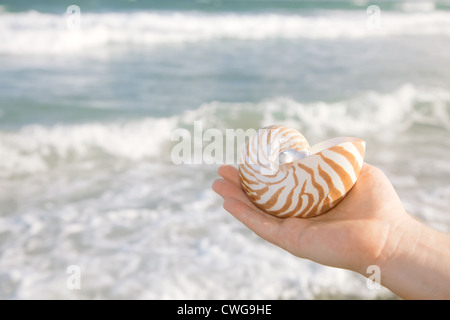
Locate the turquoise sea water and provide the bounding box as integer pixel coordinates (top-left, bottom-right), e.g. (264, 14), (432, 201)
(0, 0), (449, 299)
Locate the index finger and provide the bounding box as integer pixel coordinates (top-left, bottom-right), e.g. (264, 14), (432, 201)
(218, 165), (242, 188)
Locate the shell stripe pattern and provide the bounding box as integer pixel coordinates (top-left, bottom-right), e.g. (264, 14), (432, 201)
(239, 125), (365, 218)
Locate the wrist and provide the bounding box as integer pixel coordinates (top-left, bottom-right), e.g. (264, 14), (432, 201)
(352, 211), (414, 277)
(373, 213), (423, 273)
(368, 214), (450, 299)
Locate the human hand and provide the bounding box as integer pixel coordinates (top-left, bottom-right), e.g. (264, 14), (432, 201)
(212, 163), (410, 275)
(213, 163), (450, 299)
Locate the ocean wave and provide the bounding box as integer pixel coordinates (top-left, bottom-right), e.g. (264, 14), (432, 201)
(0, 84), (448, 177)
(186, 84), (450, 138)
(1, 10), (450, 54)
(1, 82), (449, 299)
(0, 117), (178, 177)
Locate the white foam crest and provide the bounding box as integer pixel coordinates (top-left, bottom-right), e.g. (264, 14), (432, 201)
(1, 10), (450, 54)
(191, 84), (450, 138)
(261, 84), (450, 139)
(0, 84), (448, 177)
(0, 117), (177, 177)
(397, 1), (436, 12)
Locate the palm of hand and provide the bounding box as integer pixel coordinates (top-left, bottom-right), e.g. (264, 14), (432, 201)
(212, 163), (408, 274)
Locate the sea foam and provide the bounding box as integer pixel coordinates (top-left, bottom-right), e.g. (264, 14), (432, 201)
(0, 84), (449, 299)
(1, 10), (450, 54)
(0, 84), (448, 178)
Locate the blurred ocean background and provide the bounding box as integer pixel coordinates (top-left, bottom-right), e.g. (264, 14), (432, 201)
(0, 0), (449, 299)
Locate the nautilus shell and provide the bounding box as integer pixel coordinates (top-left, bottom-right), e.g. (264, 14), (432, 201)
(239, 125), (365, 218)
